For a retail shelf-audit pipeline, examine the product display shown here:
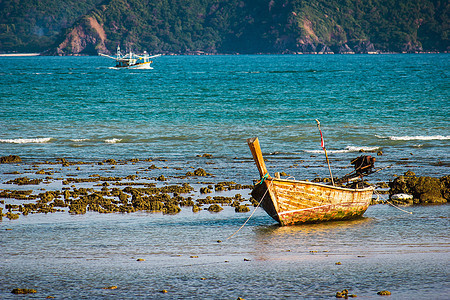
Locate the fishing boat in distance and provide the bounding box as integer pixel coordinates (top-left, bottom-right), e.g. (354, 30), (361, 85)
(247, 137), (374, 225)
(99, 46), (161, 69)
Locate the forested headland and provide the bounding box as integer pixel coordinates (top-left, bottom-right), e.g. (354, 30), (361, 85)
(0, 0), (448, 55)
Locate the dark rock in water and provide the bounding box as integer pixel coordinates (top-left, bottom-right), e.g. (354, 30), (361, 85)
(0, 155), (22, 164)
(194, 168), (209, 176)
(440, 175), (450, 201)
(200, 187), (212, 194)
(162, 203), (181, 214)
(6, 177), (43, 185)
(377, 290), (391, 295)
(235, 205), (250, 213)
(207, 204), (223, 212)
(11, 288), (37, 294)
(389, 172), (447, 204)
(102, 286), (118, 290)
(6, 212), (20, 220)
(335, 289), (356, 298)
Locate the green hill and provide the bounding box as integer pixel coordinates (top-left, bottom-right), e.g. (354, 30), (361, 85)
(1, 0), (448, 54)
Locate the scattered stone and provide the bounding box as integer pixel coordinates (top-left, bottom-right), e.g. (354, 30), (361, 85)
(194, 168), (209, 176)
(207, 204), (223, 212)
(377, 290), (391, 296)
(235, 205), (250, 213)
(5, 177), (43, 185)
(11, 288), (37, 294)
(102, 286), (118, 290)
(200, 187), (212, 194)
(1, 155), (22, 164)
(6, 212), (19, 220)
(405, 170), (415, 176)
(162, 203), (181, 214)
(336, 289), (357, 298)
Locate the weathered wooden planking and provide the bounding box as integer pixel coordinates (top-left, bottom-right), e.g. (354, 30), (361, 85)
(248, 137), (374, 225)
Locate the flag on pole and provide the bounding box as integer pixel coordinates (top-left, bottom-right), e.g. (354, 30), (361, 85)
(315, 119), (325, 150)
(319, 129), (325, 150)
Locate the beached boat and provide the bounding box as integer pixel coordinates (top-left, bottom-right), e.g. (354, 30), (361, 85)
(99, 46), (161, 69)
(247, 137), (374, 225)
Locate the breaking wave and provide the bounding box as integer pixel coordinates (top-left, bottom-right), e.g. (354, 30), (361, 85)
(376, 135), (450, 141)
(304, 146), (380, 154)
(104, 138), (122, 144)
(0, 137), (52, 144)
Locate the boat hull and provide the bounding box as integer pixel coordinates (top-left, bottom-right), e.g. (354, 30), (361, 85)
(252, 178), (373, 225)
(110, 62), (153, 70)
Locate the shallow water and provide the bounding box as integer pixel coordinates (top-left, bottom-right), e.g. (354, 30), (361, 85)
(1, 204), (449, 299)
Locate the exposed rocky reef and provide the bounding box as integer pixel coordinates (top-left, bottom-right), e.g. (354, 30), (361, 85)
(0, 155), (22, 164)
(389, 171), (449, 205)
(0, 158), (255, 220)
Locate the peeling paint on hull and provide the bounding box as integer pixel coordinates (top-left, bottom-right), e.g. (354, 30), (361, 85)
(247, 136), (374, 226)
(252, 178), (373, 226)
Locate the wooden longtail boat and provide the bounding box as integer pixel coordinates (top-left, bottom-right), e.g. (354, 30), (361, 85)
(247, 137), (374, 226)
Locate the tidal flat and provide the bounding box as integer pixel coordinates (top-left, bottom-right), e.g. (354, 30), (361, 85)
(1, 156), (449, 299)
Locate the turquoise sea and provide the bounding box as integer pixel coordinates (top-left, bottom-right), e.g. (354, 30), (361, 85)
(0, 54), (449, 299)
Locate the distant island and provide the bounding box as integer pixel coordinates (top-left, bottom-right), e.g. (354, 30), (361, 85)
(0, 0), (448, 55)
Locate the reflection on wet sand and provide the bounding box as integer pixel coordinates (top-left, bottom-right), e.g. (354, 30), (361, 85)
(251, 217), (380, 261)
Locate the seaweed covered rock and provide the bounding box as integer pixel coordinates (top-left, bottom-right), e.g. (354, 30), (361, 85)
(5, 177), (43, 185)
(335, 289), (357, 298)
(235, 205), (250, 213)
(200, 187), (212, 194)
(389, 172), (447, 204)
(207, 204), (223, 212)
(441, 175), (450, 201)
(11, 288), (37, 294)
(377, 290), (391, 295)
(0, 155), (22, 163)
(162, 203), (181, 214)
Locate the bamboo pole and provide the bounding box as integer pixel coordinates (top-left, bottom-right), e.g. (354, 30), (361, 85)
(315, 119), (335, 186)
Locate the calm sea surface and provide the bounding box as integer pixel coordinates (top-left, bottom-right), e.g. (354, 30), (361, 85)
(0, 54), (449, 299)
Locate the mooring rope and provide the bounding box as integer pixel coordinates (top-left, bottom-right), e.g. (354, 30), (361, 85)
(373, 189), (413, 215)
(226, 178), (273, 240)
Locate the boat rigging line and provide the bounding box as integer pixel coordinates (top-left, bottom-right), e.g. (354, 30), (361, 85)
(372, 188), (413, 215)
(315, 119), (335, 186)
(225, 174), (273, 241)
